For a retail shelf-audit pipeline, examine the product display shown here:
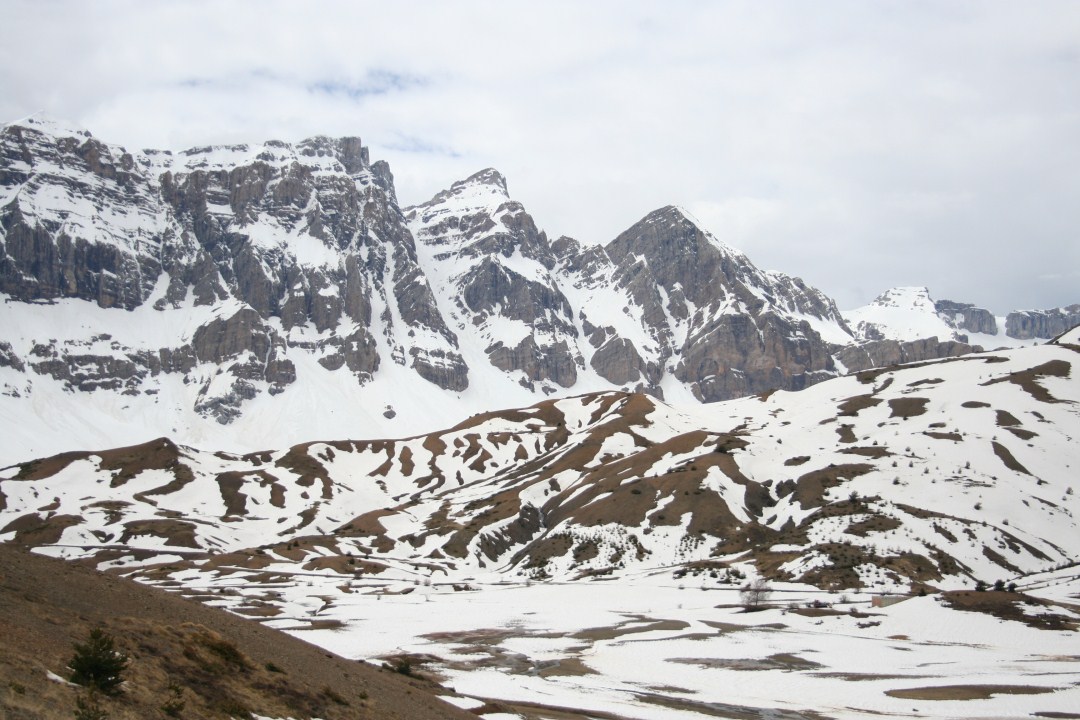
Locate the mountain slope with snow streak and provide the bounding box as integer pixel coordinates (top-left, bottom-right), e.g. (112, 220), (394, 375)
(3, 337), (1077, 595)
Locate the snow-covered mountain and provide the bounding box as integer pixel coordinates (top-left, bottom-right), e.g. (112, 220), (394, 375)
(406, 169), (852, 403)
(844, 286), (1080, 350)
(3, 118), (1080, 720)
(1, 117), (857, 465)
(2, 117), (1076, 470)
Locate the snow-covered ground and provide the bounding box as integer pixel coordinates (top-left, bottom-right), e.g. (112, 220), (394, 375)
(135, 561), (1080, 720)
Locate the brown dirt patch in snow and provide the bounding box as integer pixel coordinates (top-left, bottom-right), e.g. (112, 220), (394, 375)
(888, 397), (929, 419)
(537, 657), (597, 678)
(982, 359), (1071, 403)
(1, 513), (82, 545)
(669, 653), (822, 671)
(996, 409), (1022, 426)
(923, 431), (962, 441)
(274, 442), (337, 499)
(835, 424), (857, 443)
(119, 519), (199, 548)
(839, 446), (891, 458)
(942, 590), (1078, 631)
(837, 394), (882, 416)
(991, 441), (1032, 475)
(6, 438), (196, 498)
(845, 514), (902, 536)
(1006, 426), (1039, 440)
(793, 464), (875, 509)
(885, 684), (1055, 700)
(572, 618), (690, 641)
(815, 671), (927, 681)
(638, 691), (830, 720)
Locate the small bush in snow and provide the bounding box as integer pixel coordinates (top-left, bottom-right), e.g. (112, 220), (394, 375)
(740, 579), (773, 611)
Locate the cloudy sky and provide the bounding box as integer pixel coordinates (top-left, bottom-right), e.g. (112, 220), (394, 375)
(2, 1), (1078, 314)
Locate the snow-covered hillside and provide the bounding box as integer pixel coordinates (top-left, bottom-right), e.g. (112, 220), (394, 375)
(3, 333), (1079, 719)
(4, 337), (1077, 594)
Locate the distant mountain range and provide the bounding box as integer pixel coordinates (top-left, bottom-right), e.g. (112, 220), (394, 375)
(0, 116), (1076, 466)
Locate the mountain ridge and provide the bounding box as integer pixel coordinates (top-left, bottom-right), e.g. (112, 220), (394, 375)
(1, 117), (1075, 468)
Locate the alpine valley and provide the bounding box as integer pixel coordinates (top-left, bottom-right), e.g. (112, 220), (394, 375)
(2, 117), (1080, 720)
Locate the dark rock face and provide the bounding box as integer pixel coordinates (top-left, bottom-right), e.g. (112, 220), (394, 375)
(835, 337), (982, 373)
(1006, 305), (1080, 340)
(0, 123), (164, 310)
(599, 207), (844, 401)
(0, 341), (24, 372)
(0, 118), (464, 423)
(588, 335), (652, 387)
(406, 168), (580, 392)
(935, 300), (998, 336)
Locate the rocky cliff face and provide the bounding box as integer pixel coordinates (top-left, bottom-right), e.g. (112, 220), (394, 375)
(404, 179), (857, 402)
(404, 169), (579, 393)
(0, 117), (463, 426)
(934, 299), (998, 336)
(834, 336), (981, 373)
(594, 206), (849, 401)
(1006, 305), (1080, 340)
(3, 118), (1073, 458)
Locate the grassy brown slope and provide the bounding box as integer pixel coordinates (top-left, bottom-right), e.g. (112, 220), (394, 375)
(0, 543), (475, 720)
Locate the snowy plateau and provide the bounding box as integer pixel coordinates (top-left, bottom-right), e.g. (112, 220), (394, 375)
(1, 116), (1080, 720)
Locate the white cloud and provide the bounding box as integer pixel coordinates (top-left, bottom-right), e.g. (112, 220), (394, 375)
(2, 0), (1078, 314)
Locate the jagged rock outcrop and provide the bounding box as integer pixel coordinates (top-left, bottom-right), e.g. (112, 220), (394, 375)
(834, 336), (982, 373)
(934, 299), (998, 336)
(1006, 305), (1080, 340)
(598, 206), (847, 401)
(0, 122), (164, 310)
(0, 341), (23, 372)
(0, 117), (464, 423)
(405, 168), (581, 392)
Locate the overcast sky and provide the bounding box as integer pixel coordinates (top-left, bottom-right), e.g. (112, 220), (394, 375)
(2, 1), (1078, 314)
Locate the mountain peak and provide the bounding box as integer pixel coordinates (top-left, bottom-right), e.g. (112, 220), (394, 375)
(408, 167), (511, 216)
(640, 204), (699, 229)
(452, 167), (509, 196)
(3, 112), (94, 140)
(610, 204), (743, 265)
(869, 286), (935, 309)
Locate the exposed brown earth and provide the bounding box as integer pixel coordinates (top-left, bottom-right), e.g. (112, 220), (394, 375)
(941, 589), (1080, 631)
(885, 684), (1056, 700)
(0, 543), (476, 720)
